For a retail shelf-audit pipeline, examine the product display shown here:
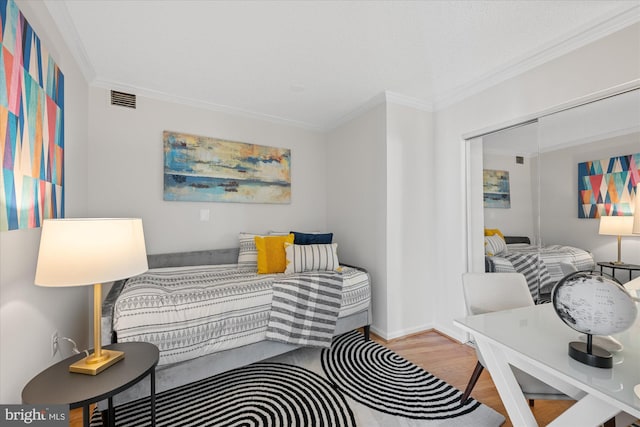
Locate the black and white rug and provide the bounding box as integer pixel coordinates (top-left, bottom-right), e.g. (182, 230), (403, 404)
(91, 331), (504, 426)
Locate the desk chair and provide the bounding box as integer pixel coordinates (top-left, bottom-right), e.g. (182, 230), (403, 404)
(460, 272), (573, 406)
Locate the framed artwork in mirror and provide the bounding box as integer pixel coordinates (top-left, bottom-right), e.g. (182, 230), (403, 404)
(483, 169), (511, 209)
(578, 152), (639, 218)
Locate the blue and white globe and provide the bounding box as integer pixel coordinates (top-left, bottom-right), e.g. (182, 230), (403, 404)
(552, 271), (637, 336)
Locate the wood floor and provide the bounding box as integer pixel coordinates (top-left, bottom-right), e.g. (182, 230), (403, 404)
(72, 329), (574, 426)
(376, 329), (575, 427)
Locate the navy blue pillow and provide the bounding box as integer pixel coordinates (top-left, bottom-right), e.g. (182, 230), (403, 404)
(291, 231), (333, 245)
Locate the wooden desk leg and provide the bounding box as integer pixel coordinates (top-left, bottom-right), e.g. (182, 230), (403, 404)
(150, 368), (156, 427)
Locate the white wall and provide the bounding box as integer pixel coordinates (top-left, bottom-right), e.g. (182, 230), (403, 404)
(326, 104), (387, 334)
(433, 23), (640, 341)
(386, 103), (434, 338)
(482, 153), (536, 241)
(539, 133), (640, 281)
(88, 88), (328, 255)
(326, 100), (434, 340)
(0, 1), (90, 403)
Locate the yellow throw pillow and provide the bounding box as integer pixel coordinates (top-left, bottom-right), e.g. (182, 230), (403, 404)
(484, 228), (504, 239)
(255, 234), (295, 274)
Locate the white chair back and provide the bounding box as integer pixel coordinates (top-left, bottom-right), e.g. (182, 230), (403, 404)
(462, 272), (534, 315)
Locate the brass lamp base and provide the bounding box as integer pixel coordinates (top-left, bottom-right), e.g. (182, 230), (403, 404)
(69, 349), (125, 375)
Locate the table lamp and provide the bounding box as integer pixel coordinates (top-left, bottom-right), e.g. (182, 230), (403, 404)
(598, 215), (634, 265)
(35, 218), (148, 375)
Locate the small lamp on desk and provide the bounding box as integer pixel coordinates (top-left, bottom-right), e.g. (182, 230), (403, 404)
(598, 215), (634, 265)
(35, 218), (148, 375)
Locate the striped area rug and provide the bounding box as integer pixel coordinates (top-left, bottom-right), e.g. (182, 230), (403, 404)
(91, 331), (504, 426)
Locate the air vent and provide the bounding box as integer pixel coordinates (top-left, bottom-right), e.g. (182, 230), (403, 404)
(110, 90), (136, 109)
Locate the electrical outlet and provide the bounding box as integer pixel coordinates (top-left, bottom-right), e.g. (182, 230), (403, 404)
(51, 331), (59, 357)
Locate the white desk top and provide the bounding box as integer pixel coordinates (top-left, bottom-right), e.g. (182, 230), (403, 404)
(455, 303), (640, 418)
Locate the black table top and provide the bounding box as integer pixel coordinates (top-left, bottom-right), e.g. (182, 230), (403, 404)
(22, 342), (158, 408)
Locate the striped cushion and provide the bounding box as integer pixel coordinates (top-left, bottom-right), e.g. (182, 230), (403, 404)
(238, 233), (265, 267)
(284, 243), (340, 273)
(484, 235), (507, 256)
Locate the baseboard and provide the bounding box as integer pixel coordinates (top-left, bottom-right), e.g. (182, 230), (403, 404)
(434, 323), (467, 344)
(369, 322), (467, 345)
(370, 322), (435, 341)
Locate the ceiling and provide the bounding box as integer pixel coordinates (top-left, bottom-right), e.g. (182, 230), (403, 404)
(46, 1), (640, 131)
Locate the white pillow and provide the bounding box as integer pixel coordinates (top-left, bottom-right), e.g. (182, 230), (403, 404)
(237, 233), (265, 267)
(284, 243), (340, 273)
(484, 235), (507, 256)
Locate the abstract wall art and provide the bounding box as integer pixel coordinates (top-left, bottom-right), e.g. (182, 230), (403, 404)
(1, 0), (65, 231)
(483, 169), (511, 209)
(163, 131), (291, 204)
(578, 152), (640, 218)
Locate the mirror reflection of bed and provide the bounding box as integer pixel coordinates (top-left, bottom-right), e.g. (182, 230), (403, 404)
(469, 87), (640, 300)
(483, 231), (594, 303)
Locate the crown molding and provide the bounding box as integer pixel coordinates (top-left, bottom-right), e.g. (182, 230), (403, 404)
(93, 79), (326, 132)
(385, 91), (433, 112)
(327, 91), (433, 131)
(434, 4), (640, 110)
(326, 92), (387, 131)
(43, 0), (95, 82)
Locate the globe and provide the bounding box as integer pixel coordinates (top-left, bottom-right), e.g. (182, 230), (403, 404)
(552, 271), (637, 368)
(552, 271), (637, 336)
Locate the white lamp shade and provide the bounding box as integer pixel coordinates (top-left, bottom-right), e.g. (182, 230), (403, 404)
(599, 215), (634, 236)
(35, 218), (148, 287)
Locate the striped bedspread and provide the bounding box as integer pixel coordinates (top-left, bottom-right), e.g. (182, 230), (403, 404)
(266, 271), (343, 348)
(112, 264), (370, 366)
(491, 243), (595, 299)
(500, 252), (553, 301)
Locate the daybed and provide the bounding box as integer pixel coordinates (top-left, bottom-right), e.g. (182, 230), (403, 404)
(484, 235), (595, 301)
(101, 246), (372, 405)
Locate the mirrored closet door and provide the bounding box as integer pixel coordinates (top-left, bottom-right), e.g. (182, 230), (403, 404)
(466, 86), (640, 300)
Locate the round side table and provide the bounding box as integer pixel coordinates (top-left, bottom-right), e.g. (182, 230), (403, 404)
(22, 342), (159, 427)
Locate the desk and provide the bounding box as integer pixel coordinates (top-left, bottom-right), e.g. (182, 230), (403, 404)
(454, 304), (640, 427)
(598, 262), (640, 282)
(22, 342), (158, 427)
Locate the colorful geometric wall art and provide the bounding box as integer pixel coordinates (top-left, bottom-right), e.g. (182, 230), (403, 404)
(164, 131), (291, 204)
(1, 0), (65, 231)
(578, 152), (639, 218)
(483, 169), (511, 209)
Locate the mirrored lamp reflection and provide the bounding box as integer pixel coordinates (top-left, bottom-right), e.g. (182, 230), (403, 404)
(35, 218), (148, 375)
(598, 216), (634, 265)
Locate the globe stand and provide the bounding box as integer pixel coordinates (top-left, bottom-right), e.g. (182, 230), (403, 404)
(568, 334), (612, 369)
